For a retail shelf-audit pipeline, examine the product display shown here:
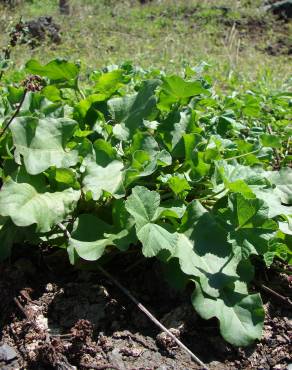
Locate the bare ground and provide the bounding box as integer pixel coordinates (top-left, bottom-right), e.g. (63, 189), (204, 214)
(0, 247), (291, 370)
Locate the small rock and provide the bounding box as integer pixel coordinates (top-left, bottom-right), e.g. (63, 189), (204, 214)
(209, 361), (227, 370)
(107, 348), (126, 369)
(276, 335), (287, 343)
(119, 347), (142, 357)
(273, 365), (284, 370)
(156, 329), (180, 350)
(0, 344), (18, 362)
(45, 283), (54, 292)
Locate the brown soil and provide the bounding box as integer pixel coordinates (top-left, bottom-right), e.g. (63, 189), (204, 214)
(265, 37), (292, 55)
(0, 247), (291, 370)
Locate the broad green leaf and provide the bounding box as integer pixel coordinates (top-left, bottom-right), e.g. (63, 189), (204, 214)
(0, 180), (80, 232)
(82, 160), (125, 201)
(93, 139), (117, 165)
(267, 168), (292, 205)
(158, 108), (196, 156)
(251, 187), (292, 218)
(26, 59), (79, 86)
(173, 201), (240, 297)
(192, 284), (264, 346)
(137, 222), (178, 257)
(47, 167), (79, 189)
(95, 69), (126, 95)
(68, 214), (133, 262)
(242, 94), (261, 118)
(126, 150), (156, 182)
(260, 134), (282, 149)
(156, 200), (186, 219)
(55, 168), (76, 185)
(213, 161), (266, 191)
(11, 116), (78, 175)
(167, 175), (191, 196)
(125, 186), (160, 230)
(264, 241), (289, 267)
(183, 134), (211, 179)
(74, 94), (107, 120)
(158, 75), (208, 110)
(125, 186), (178, 257)
(130, 131), (160, 155)
(216, 114), (245, 135)
(108, 79), (160, 137)
(170, 110), (195, 152)
(42, 86), (62, 102)
(160, 258), (189, 291)
(7, 86), (25, 104)
(0, 217), (17, 260)
(227, 193), (277, 258)
(112, 199), (135, 230)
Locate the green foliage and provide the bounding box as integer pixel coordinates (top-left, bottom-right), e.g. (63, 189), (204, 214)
(0, 59), (291, 347)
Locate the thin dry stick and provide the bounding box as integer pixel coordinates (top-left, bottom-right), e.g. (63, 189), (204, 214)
(13, 297), (39, 331)
(98, 265), (209, 370)
(57, 223), (209, 370)
(258, 283), (292, 307)
(57, 222), (71, 240)
(0, 89), (27, 139)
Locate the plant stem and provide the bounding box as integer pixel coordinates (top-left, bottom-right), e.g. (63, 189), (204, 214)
(256, 282), (292, 307)
(0, 89), (27, 139)
(198, 188), (226, 201)
(225, 147), (262, 161)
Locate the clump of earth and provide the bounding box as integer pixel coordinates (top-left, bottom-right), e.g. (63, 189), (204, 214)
(9, 16), (61, 48)
(0, 248), (291, 369)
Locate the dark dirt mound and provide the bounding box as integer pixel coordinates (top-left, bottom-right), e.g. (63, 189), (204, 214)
(265, 0), (292, 20)
(0, 248), (291, 370)
(265, 37), (292, 55)
(9, 16), (61, 49)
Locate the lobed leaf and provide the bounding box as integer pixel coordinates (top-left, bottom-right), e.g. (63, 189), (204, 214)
(0, 180), (80, 232)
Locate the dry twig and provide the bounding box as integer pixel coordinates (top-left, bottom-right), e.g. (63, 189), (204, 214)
(98, 265), (209, 369)
(57, 223), (209, 370)
(257, 283), (292, 307)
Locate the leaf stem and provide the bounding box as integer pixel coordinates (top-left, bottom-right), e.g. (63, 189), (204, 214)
(57, 222), (71, 240)
(224, 147), (262, 161)
(198, 188), (226, 201)
(76, 80), (85, 100)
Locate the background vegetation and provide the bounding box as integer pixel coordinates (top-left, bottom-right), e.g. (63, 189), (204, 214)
(0, 0), (291, 86)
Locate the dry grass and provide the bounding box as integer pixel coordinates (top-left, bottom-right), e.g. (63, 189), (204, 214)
(0, 0), (291, 85)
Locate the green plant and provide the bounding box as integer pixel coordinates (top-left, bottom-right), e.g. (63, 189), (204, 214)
(0, 59), (291, 346)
